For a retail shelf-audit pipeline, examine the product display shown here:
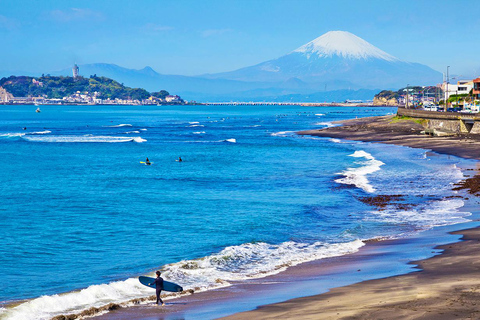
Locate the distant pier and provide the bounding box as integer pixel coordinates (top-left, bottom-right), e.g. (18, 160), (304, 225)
(203, 102), (375, 107)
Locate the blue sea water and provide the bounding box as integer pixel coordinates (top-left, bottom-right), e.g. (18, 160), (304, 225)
(0, 104), (474, 319)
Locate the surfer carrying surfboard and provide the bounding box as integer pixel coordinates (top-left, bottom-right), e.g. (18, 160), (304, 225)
(148, 271), (165, 306)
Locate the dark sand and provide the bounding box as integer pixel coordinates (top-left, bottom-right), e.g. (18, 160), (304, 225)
(223, 115), (480, 320)
(87, 115), (480, 320)
(298, 115), (480, 160)
(224, 226), (480, 320)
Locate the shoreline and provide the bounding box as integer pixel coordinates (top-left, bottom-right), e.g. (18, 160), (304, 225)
(93, 219), (480, 320)
(224, 224), (480, 320)
(89, 116), (480, 320)
(298, 115), (480, 161)
(222, 116), (480, 319)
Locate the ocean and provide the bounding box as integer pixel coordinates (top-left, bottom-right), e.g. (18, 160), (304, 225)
(0, 104), (475, 320)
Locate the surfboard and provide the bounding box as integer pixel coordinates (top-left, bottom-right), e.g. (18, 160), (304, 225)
(138, 276), (183, 292)
(140, 161), (153, 165)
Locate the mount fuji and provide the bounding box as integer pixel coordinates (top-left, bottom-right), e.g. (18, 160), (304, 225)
(204, 31), (442, 90)
(46, 31), (442, 101)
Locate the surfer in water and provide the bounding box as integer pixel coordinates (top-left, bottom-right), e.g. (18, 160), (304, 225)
(145, 157), (151, 165)
(149, 271), (165, 306)
(178, 156), (182, 162)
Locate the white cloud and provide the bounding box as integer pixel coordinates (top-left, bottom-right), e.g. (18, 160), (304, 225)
(0, 14), (19, 30)
(48, 8), (104, 22)
(201, 28), (233, 37)
(142, 23), (174, 33)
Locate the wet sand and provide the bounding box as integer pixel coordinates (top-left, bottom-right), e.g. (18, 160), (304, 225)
(91, 221), (475, 320)
(224, 226), (480, 320)
(222, 115), (480, 320)
(89, 115), (480, 320)
(298, 115), (480, 161)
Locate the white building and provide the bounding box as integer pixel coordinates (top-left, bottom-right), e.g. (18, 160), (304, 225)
(441, 80), (473, 99)
(165, 95), (181, 102)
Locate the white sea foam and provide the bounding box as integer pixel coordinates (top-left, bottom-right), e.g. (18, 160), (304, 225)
(366, 199), (470, 230)
(188, 124), (204, 127)
(124, 131), (140, 134)
(105, 124), (133, 128)
(224, 138), (236, 143)
(1, 131), (51, 138)
(271, 131), (295, 137)
(22, 135), (146, 143)
(140, 129), (147, 131)
(335, 150), (385, 193)
(193, 131), (206, 134)
(330, 138), (342, 143)
(315, 113), (326, 116)
(315, 122), (335, 127)
(189, 122), (200, 124)
(0, 133), (25, 138)
(0, 239), (364, 320)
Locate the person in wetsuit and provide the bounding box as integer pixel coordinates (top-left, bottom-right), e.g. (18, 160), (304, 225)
(149, 271), (164, 306)
(145, 157), (151, 165)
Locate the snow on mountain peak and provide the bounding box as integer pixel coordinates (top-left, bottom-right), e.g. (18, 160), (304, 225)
(293, 31), (398, 61)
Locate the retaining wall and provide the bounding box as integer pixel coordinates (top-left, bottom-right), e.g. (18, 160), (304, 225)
(397, 107), (480, 134)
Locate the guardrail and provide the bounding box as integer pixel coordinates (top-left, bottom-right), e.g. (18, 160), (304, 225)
(397, 107), (480, 121)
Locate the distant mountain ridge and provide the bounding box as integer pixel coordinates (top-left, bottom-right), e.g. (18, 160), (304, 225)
(2, 31), (443, 101)
(204, 31), (441, 89)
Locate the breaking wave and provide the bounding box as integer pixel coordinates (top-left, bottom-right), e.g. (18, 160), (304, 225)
(0, 239), (364, 320)
(22, 135), (146, 143)
(105, 124), (133, 128)
(315, 122), (336, 127)
(366, 199), (471, 232)
(335, 150), (385, 193)
(270, 131), (296, 137)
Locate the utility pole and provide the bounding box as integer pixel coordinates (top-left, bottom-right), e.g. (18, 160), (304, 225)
(444, 66), (450, 111)
(406, 84), (409, 109)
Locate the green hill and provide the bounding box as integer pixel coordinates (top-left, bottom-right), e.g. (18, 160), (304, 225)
(0, 75), (169, 100)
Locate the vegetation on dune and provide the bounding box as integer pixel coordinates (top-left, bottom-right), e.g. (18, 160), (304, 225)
(0, 75), (167, 100)
(389, 115), (427, 125)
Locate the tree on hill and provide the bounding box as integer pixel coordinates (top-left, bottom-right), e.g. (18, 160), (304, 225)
(0, 75), (153, 100)
(151, 90), (170, 99)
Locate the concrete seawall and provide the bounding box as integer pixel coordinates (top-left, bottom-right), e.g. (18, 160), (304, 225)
(397, 107), (480, 134)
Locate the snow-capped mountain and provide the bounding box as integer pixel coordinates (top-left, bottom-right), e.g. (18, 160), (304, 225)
(293, 31), (398, 61)
(44, 31), (442, 101)
(205, 31), (442, 90)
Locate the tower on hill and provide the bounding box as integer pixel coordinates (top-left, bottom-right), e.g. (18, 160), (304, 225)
(72, 64), (79, 79)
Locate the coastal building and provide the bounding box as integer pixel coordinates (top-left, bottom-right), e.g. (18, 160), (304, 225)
(441, 80), (473, 99)
(165, 95), (181, 102)
(473, 78), (480, 100)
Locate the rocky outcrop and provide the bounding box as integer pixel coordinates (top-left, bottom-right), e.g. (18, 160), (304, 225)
(0, 86), (13, 102)
(373, 96), (399, 106)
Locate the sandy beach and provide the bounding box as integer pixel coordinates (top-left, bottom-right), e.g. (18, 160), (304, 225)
(298, 115), (480, 160)
(86, 114), (480, 320)
(222, 115), (480, 320)
(224, 226), (480, 320)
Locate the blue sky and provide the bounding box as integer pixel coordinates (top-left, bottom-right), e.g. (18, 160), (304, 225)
(1, 0), (479, 79)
